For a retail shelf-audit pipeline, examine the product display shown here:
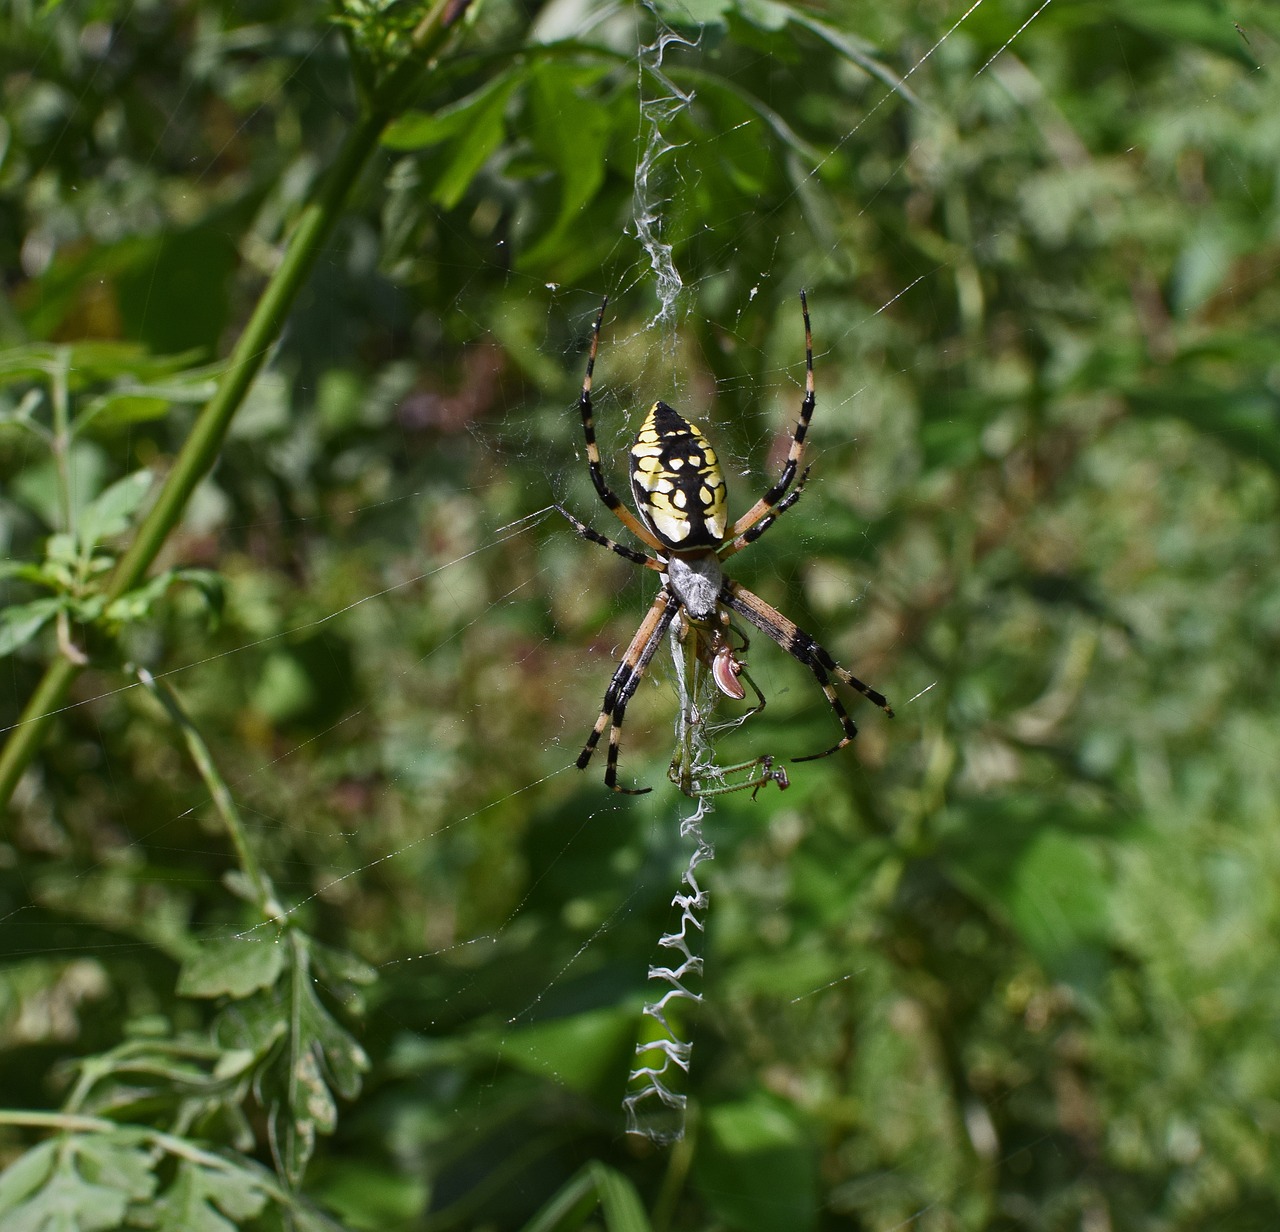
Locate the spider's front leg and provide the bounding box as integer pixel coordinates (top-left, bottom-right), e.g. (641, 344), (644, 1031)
(553, 504), (663, 571)
(576, 299), (666, 553)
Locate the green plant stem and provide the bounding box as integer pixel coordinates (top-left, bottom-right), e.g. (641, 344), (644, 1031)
(138, 667), (280, 919)
(0, 0), (473, 815)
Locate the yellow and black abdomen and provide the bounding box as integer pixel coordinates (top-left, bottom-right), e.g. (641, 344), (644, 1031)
(629, 401), (728, 551)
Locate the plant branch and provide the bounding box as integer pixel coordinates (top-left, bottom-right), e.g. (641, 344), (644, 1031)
(0, 0), (474, 814)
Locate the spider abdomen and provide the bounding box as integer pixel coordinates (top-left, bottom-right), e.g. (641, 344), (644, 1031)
(629, 401), (728, 550)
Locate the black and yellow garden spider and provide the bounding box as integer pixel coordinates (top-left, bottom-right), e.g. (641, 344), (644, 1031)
(558, 292), (893, 795)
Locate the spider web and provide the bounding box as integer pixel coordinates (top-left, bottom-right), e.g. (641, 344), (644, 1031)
(5, 0), (1268, 1223)
(0, 0), (1065, 1155)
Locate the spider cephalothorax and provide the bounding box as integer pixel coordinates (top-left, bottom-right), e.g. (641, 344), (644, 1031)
(558, 293), (893, 794)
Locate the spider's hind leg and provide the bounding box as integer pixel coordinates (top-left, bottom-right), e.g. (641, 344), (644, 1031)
(720, 579), (893, 764)
(575, 588), (680, 794)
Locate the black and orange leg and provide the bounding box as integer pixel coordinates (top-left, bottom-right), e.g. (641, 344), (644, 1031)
(577, 588), (680, 793)
(554, 505), (663, 571)
(718, 468), (809, 560)
(577, 298), (665, 552)
(725, 290), (815, 541)
(720, 580), (893, 762)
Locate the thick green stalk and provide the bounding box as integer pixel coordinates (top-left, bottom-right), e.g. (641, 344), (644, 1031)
(0, 0), (471, 812)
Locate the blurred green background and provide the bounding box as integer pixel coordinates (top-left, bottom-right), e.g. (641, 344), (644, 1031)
(2, 0), (1279, 1228)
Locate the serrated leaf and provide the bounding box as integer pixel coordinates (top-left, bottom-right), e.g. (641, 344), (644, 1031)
(72, 1138), (156, 1203)
(216, 986), (289, 1059)
(299, 979), (370, 1103)
(152, 1160), (267, 1232)
(77, 469), (153, 552)
(293, 1048), (338, 1136)
(178, 935), (286, 999)
(190, 1162), (269, 1223)
(0, 1159), (131, 1232)
(0, 597), (62, 657)
(258, 952), (369, 1186)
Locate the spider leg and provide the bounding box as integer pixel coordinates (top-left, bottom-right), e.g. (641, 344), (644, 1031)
(725, 290), (815, 541)
(577, 587), (681, 793)
(720, 579), (893, 762)
(554, 504), (664, 571)
(578, 298), (666, 553)
(718, 467), (809, 560)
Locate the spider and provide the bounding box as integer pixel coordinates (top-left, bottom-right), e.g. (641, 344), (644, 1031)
(558, 292), (893, 795)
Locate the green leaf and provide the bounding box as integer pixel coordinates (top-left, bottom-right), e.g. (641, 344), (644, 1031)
(520, 1162), (653, 1232)
(178, 935), (287, 999)
(650, 0), (731, 22)
(1117, 0), (1251, 59)
(1126, 381), (1280, 474)
(0, 342), (205, 388)
(589, 1162), (651, 1232)
(11, 440), (109, 532)
(383, 70), (525, 209)
(0, 1142), (58, 1213)
(736, 0), (791, 31)
(0, 561), (58, 586)
(298, 976), (370, 1103)
(72, 1137), (156, 1203)
(0, 597), (62, 657)
(104, 567), (225, 626)
(499, 1007), (636, 1097)
(187, 1163), (269, 1223)
(76, 469), (153, 552)
(519, 62), (613, 267)
(45, 533), (77, 567)
(1002, 830), (1112, 971)
(0, 1137), (152, 1232)
(273, 972), (369, 1183)
(1, 1169), (126, 1231)
(695, 1095), (818, 1232)
(152, 1160), (267, 1232)
(76, 371), (220, 435)
(309, 940), (377, 1010)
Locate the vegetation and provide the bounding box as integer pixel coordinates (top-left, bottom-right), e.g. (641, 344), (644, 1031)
(2, 0), (1278, 1228)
